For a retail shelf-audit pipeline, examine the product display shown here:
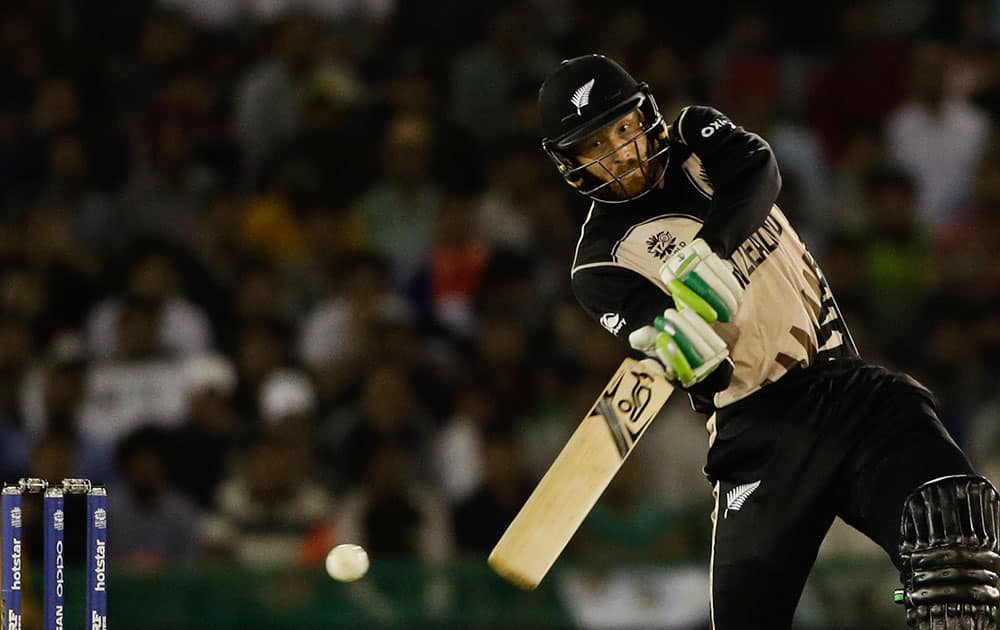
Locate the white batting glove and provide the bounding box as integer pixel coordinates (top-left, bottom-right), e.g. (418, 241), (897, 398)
(628, 307), (730, 388)
(660, 238), (744, 323)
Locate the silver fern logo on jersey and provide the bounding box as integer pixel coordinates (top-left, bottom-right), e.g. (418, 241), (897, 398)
(725, 480), (761, 518)
(600, 312), (625, 335)
(570, 79), (595, 116)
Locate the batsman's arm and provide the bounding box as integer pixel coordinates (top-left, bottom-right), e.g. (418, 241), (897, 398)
(571, 264), (733, 399)
(571, 264), (672, 341)
(670, 105), (781, 258)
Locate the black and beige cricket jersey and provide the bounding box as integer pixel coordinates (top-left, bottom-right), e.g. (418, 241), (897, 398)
(571, 105), (857, 411)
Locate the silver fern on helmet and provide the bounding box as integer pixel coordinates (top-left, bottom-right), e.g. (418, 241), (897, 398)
(570, 79), (595, 115)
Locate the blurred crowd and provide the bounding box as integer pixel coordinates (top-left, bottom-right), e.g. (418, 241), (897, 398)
(1, 0), (1000, 581)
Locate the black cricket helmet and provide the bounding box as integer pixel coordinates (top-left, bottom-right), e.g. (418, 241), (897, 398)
(539, 54), (669, 202)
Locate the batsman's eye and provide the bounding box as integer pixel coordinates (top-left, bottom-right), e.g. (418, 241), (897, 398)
(619, 123), (630, 134)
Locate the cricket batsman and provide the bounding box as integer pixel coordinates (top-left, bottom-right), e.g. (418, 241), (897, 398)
(539, 54), (1000, 629)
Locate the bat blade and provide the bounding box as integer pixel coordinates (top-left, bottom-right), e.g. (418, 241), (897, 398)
(488, 358), (674, 589)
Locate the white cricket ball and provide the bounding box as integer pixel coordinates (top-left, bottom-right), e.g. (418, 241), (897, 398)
(325, 544), (369, 582)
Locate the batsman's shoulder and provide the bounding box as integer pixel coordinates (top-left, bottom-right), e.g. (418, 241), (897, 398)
(570, 201), (623, 268)
(670, 105), (735, 145)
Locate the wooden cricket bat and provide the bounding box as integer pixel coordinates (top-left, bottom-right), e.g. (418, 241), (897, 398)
(488, 357), (674, 589)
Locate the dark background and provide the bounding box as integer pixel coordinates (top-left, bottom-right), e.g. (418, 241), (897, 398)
(1, 0), (999, 626)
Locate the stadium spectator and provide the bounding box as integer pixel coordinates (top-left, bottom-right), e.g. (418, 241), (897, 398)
(451, 421), (532, 554)
(86, 247), (213, 359)
(205, 431), (332, 566)
(170, 353), (242, 509)
(353, 114), (440, 280)
(110, 424), (203, 566)
(886, 42), (992, 225)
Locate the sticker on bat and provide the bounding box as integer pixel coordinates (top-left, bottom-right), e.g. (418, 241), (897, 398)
(594, 369), (656, 457)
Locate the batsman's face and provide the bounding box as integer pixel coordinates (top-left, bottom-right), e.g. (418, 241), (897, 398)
(573, 109), (651, 198)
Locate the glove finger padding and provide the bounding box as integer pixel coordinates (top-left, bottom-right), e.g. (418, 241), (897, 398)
(666, 309), (729, 387)
(656, 308), (729, 388)
(654, 327), (694, 386)
(629, 307), (731, 388)
(654, 314), (704, 368)
(661, 239), (744, 323)
(690, 255), (742, 318)
(673, 308), (727, 358)
(628, 325), (676, 381)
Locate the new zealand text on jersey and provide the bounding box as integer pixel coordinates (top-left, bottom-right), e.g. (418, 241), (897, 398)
(728, 213), (784, 289)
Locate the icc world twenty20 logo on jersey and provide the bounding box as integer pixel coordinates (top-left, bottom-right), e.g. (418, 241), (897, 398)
(646, 231), (685, 261)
